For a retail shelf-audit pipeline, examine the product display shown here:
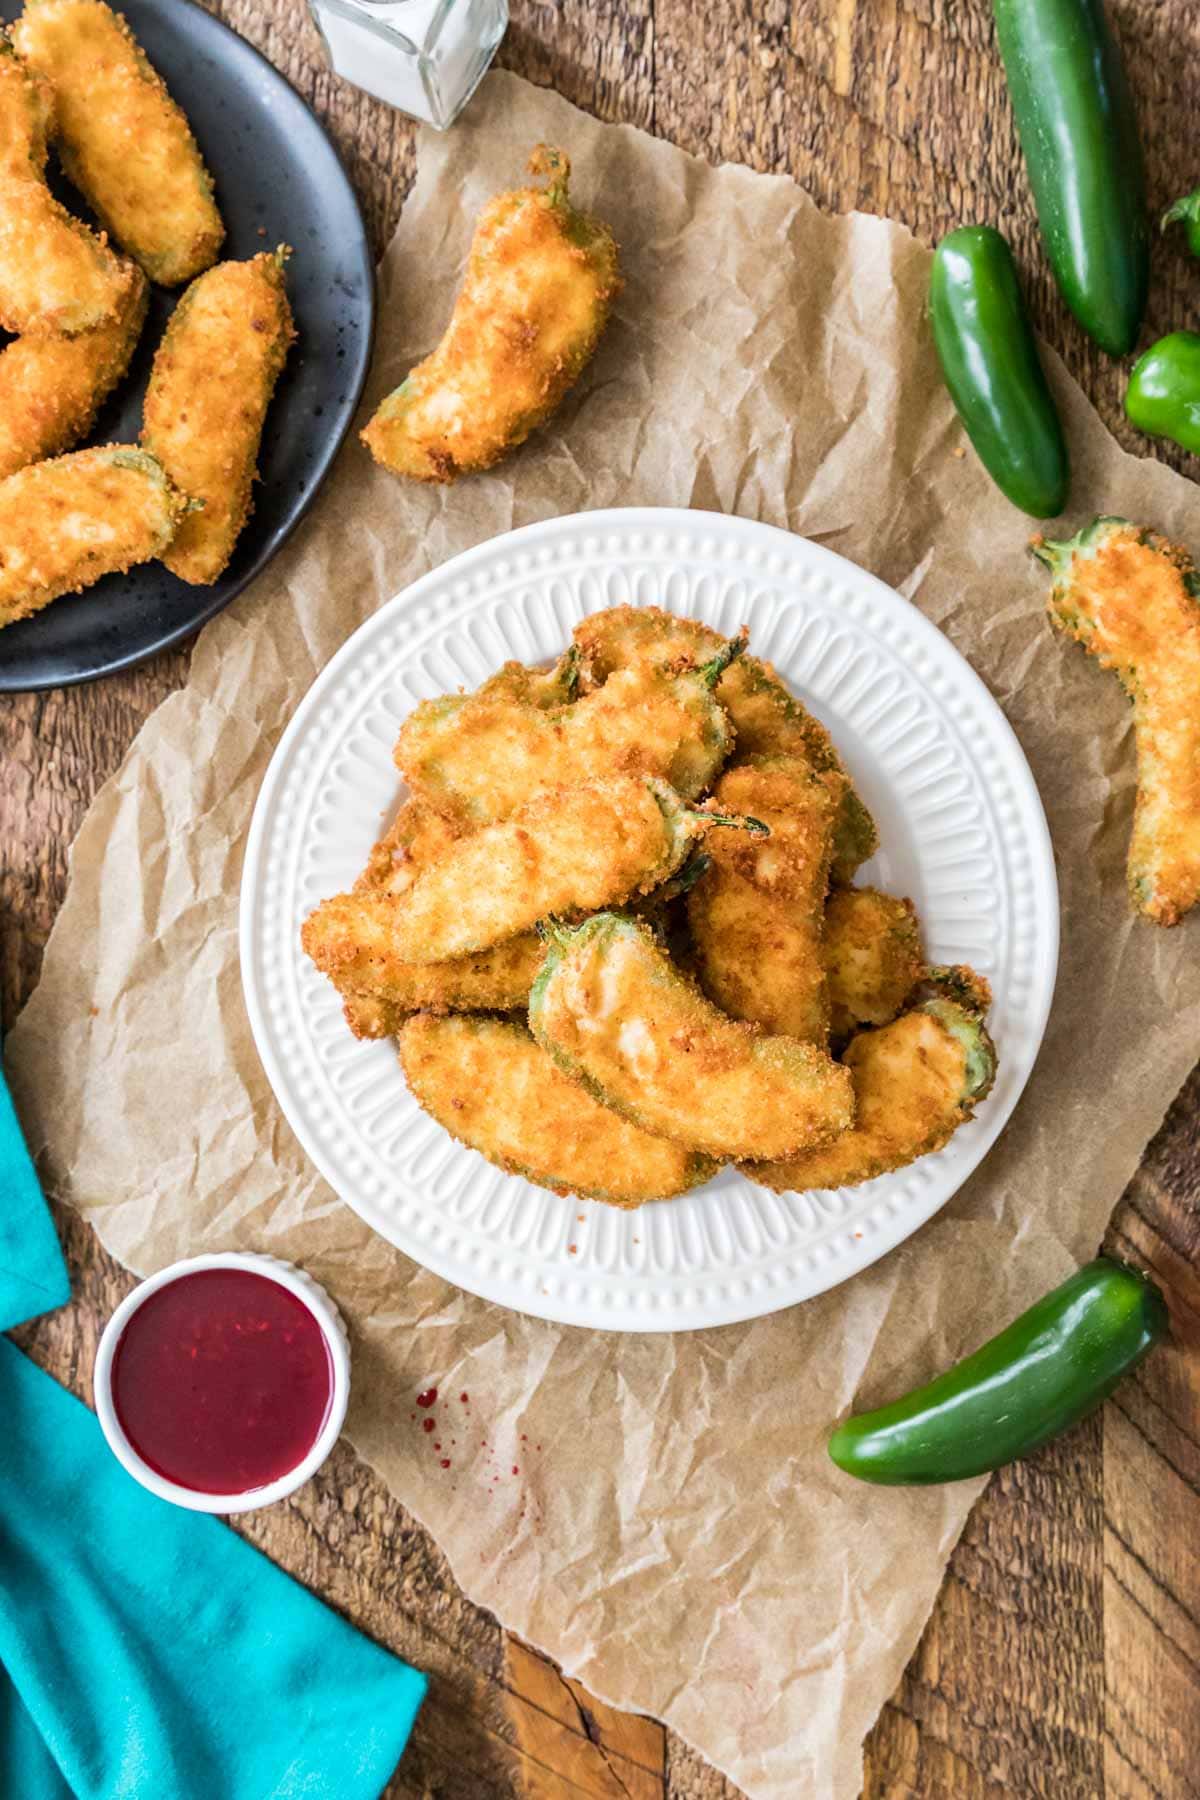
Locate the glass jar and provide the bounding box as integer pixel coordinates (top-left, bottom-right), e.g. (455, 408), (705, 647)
(309, 0), (508, 130)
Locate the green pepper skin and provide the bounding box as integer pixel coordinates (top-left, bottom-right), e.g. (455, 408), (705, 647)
(1163, 191), (1200, 260)
(1126, 331), (1200, 456)
(829, 1258), (1168, 1486)
(930, 226), (1068, 518)
(992, 0), (1148, 357)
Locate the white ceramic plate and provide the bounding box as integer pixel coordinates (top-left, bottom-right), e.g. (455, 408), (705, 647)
(240, 509), (1059, 1333)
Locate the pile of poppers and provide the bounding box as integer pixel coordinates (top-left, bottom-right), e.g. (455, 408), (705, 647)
(302, 607), (999, 1208)
(0, 1), (294, 631)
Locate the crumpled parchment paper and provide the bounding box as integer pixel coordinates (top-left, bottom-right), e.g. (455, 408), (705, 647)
(9, 69), (1200, 1800)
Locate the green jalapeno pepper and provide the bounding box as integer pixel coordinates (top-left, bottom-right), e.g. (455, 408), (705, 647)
(1163, 190), (1200, 260)
(829, 1258), (1168, 1486)
(992, 0), (1148, 357)
(1125, 331), (1200, 456)
(929, 225), (1068, 518)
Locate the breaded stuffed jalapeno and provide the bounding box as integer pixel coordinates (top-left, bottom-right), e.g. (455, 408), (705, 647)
(688, 755), (842, 1041)
(824, 886), (923, 1041)
(142, 249), (295, 584)
(529, 912), (856, 1162)
(392, 648), (581, 780)
(0, 264), (147, 479)
(304, 797), (544, 1027)
(743, 972), (996, 1192)
(302, 892), (544, 1024)
(354, 798), (462, 900)
(0, 444), (186, 627)
(0, 36), (132, 335)
(572, 605), (878, 879)
(396, 633), (744, 826)
(1035, 516), (1200, 925)
(13, 0), (225, 285)
(399, 1014), (717, 1206)
(393, 775), (764, 964)
(363, 147), (619, 481)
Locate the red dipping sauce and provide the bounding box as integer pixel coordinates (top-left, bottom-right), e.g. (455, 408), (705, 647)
(111, 1268), (334, 1495)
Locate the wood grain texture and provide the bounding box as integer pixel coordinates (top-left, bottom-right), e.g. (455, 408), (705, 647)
(3, 0), (1199, 1795)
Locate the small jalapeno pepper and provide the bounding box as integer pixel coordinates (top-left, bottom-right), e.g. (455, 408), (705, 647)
(992, 0), (1149, 358)
(1163, 190), (1200, 260)
(930, 225), (1069, 519)
(1126, 331), (1200, 457)
(829, 1258), (1168, 1486)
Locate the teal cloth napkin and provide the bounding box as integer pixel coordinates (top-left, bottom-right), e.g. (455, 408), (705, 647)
(0, 1067), (427, 1800)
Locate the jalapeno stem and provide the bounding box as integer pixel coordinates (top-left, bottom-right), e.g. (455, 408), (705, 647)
(694, 808), (769, 836)
(697, 626), (749, 690)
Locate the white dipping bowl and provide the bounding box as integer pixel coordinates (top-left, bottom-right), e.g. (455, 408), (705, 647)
(94, 1251), (350, 1513)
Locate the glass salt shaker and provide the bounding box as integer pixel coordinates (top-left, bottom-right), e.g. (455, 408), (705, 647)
(308, 0), (508, 130)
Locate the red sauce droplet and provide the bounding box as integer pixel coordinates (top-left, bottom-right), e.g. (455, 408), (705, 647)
(434, 1442), (441, 1450)
(512, 1465), (519, 1475)
(416, 1387), (438, 1408)
(459, 1392), (469, 1404)
(440, 1458), (451, 1469)
(422, 1418), (436, 1433)
(111, 1269), (332, 1496)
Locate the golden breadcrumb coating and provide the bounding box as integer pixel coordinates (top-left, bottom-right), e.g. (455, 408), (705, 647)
(395, 635), (742, 826)
(0, 444), (185, 628)
(303, 798), (545, 1032)
(744, 985), (996, 1192)
(0, 30), (52, 179)
(0, 36), (132, 334)
(1036, 516), (1200, 925)
(13, 0), (224, 285)
(363, 146), (620, 481)
(392, 775), (732, 964)
(340, 991), (405, 1041)
(302, 891), (544, 1023)
(572, 605), (878, 879)
(688, 755), (842, 1041)
(141, 249), (294, 584)
(354, 799), (462, 899)
(399, 1014), (716, 1206)
(824, 886), (923, 1041)
(530, 912), (855, 1162)
(0, 264), (147, 478)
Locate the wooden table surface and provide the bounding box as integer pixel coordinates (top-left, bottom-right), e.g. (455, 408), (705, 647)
(5, 0), (1200, 1794)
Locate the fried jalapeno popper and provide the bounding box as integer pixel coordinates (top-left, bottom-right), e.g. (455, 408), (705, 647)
(744, 973), (996, 1193)
(530, 913), (855, 1162)
(363, 147), (620, 482)
(0, 37), (132, 335)
(396, 633), (745, 826)
(0, 444), (185, 628)
(1035, 516), (1200, 925)
(303, 798), (544, 1031)
(400, 1015), (717, 1206)
(142, 250), (295, 584)
(824, 886), (923, 1041)
(302, 893), (544, 1030)
(13, 0), (225, 285)
(573, 606), (878, 880)
(355, 798), (462, 900)
(393, 775), (765, 964)
(0, 265), (147, 479)
(688, 755), (842, 1041)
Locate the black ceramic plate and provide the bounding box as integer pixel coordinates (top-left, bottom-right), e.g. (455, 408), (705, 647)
(0, 0), (375, 691)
